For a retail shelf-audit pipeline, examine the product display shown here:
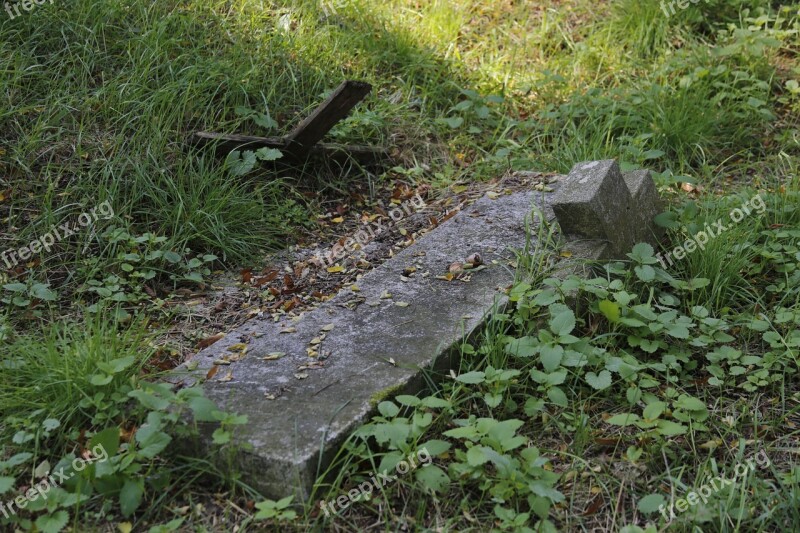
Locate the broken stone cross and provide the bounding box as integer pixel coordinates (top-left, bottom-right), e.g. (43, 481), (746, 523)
(552, 159), (664, 259)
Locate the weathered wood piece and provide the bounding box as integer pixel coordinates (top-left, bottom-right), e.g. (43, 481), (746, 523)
(191, 132), (387, 165)
(284, 80), (372, 158)
(191, 80), (386, 165)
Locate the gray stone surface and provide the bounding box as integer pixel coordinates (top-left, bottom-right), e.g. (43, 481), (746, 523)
(176, 187), (558, 501)
(173, 160), (664, 501)
(552, 160), (663, 258)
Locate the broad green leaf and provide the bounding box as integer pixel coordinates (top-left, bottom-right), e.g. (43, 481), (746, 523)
(638, 493), (666, 514)
(549, 309), (576, 336)
(35, 511), (70, 533)
(606, 413), (641, 426)
(415, 465), (449, 493)
(255, 147), (283, 161)
(89, 427), (120, 457)
(455, 371), (485, 384)
(643, 401), (666, 420)
(585, 370), (612, 390)
(539, 344), (564, 372)
(0, 476), (15, 494)
(599, 299), (621, 323)
(378, 401), (400, 418)
(119, 480), (144, 517)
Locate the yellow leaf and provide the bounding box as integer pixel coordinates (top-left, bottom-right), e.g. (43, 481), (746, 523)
(486, 191), (500, 199)
(331, 216), (344, 223)
(118, 523), (133, 533)
(327, 265), (344, 273)
(560, 250), (572, 258)
(228, 343), (248, 353)
(322, 323), (335, 331)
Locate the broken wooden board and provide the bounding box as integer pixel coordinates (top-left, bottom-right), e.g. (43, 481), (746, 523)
(191, 132), (388, 165)
(192, 80), (388, 165)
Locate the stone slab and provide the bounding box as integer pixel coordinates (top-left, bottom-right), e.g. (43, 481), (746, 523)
(176, 187), (559, 501)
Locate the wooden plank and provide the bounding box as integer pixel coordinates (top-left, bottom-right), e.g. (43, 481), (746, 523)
(191, 132), (287, 157)
(284, 80), (372, 158)
(191, 132), (389, 165)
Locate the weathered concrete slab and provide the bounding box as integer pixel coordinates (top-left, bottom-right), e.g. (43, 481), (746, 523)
(177, 186), (558, 501)
(174, 160), (665, 502)
(553, 160), (663, 259)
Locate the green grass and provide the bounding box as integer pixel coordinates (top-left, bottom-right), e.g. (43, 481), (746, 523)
(1, 0), (800, 530)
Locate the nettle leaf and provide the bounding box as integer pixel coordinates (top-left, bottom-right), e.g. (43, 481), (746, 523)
(638, 493), (666, 514)
(539, 344), (564, 372)
(440, 116), (464, 129)
(455, 371), (486, 384)
(606, 413), (641, 426)
(35, 510), (70, 533)
(546, 387), (568, 407)
(506, 336), (538, 357)
(585, 370), (612, 390)
(226, 150), (258, 176)
(643, 401), (666, 420)
(254, 147), (283, 161)
(627, 243), (658, 264)
(415, 465), (450, 493)
(674, 394), (706, 412)
(656, 420), (687, 436)
(666, 323), (690, 339)
(634, 265), (656, 282)
(378, 401), (400, 418)
(419, 439), (451, 457)
(654, 211), (679, 228)
(0, 476), (15, 494)
(549, 309), (576, 336)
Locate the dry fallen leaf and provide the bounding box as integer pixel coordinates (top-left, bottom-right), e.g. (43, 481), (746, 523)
(261, 352), (285, 361)
(380, 290), (392, 299)
(327, 265), (344, 273)
(206, 365), (220, 379)
(197, 333), (225, 349)
(322, 324), (335, 331)
(310, 337), (322, 345)
(295, 372), (309, 380)
(331, 216), (344, 223)
(218, 371), (234, 382)
(228, 343), (248, 353)
(395, 301), (410, 307)
(280, 327), (297, 334)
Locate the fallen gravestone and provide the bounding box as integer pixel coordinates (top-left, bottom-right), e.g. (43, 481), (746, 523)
(174, 159), (663, 501)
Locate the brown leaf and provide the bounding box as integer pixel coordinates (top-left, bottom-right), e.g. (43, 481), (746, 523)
(197, 333), (225, 350)
(206, 365), (219, 379)
(241, 268), (253, 284)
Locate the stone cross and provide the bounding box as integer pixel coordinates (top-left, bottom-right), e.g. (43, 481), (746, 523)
(552, 159), (664, 258)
